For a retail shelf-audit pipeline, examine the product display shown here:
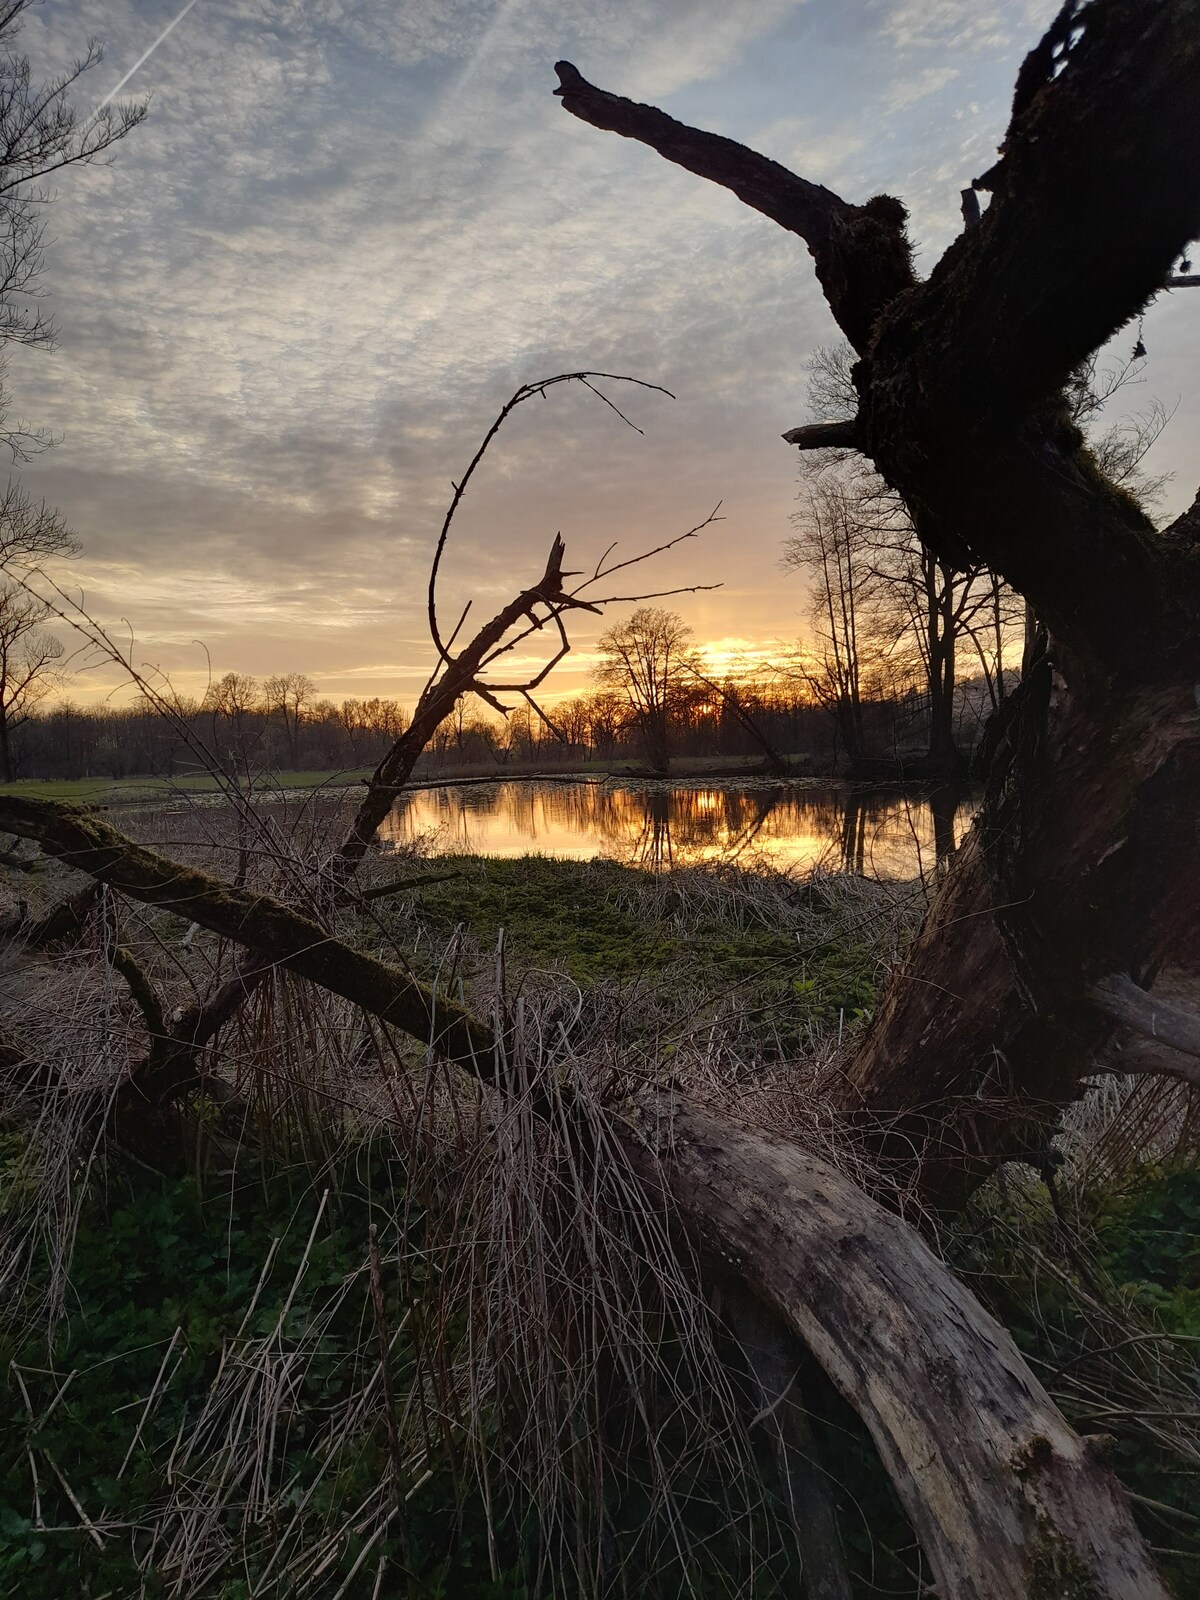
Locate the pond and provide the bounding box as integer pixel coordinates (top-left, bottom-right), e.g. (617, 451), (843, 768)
(379, 778), (974, 879)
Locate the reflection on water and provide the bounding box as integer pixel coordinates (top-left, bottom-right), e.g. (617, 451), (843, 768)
(379, 780), (975, 879)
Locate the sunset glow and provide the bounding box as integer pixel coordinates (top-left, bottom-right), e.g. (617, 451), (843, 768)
(9, 1), (1195, 715)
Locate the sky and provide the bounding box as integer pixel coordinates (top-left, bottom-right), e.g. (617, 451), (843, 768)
(9, 0), (1200, 708)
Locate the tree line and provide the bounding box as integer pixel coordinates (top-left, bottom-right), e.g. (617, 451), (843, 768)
(10, 631), (1009, 783)
(5, 344), (1164, 784)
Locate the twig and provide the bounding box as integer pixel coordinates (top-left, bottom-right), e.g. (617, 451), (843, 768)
(42, 1449), (105, 1549)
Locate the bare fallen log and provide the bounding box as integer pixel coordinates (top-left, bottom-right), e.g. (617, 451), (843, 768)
(1091, 972), (1200, 1070)
(629, 1097), (1170, 1600)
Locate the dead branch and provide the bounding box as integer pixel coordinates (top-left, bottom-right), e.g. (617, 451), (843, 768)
(553, 62), (914, 352)
(0, 881), (100, 948)
(109, 944), (168, 1046)
(781, 419), (859, 451)
(1097, 1033), (1200, 1090)
(1091, 972), (1200, 1065)
(360, 870), (462, 902)
(0, 795), (494, 1077)
(427, 372), (672, 663)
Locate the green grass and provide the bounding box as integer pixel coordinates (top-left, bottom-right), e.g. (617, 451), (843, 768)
(0, 769), (373, 804)
(0, 752), (803, 806)
(952, 1166), (1200, 1592)
(0, 1149), (535, 1600)
(388, 855), (878, 1054)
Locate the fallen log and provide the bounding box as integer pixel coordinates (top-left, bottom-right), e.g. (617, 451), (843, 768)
(629, 1097), (1170, 1600)
(0, 795), (492, 1077)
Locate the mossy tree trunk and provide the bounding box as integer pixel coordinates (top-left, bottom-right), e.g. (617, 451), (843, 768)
(553, 0), (1200, 1206)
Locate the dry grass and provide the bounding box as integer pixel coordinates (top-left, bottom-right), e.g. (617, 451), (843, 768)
(2, 786), (1198, 1595)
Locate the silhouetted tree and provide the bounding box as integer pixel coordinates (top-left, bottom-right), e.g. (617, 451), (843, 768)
(0, 578), (61, 778)
(0, 0), (145, 457)
(594, 606), (700, 773)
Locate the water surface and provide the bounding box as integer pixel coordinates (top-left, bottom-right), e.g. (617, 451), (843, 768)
(381, 779), (973, 878)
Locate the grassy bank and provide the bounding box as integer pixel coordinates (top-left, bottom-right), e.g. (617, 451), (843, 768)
(0, 768), (373, 805)
(0, 753), (814, 806)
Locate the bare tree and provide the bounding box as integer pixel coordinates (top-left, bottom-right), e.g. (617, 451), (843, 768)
(263, 671), (315, 766)
(786, 348), (1024, 775)
(0, 477), (77, 567)
(0, 0), (145, 457)
(593, 606), (701, 773)
(200, 670), (261, 767)
(0, 576), (61, 778)
(783, 467), (883, 767)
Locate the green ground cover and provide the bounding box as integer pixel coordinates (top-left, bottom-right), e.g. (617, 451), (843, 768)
(387, 854), (881, 1059)
(2, 852), (1198, 1596)
(0, 752), (794, 806)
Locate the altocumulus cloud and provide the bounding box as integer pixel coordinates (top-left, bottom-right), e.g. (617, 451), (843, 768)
(8, 0), (1196, 703)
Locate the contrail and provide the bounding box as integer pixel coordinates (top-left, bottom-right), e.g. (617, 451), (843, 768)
(95, 0), (203, 111)
(421, 0), (527, 143)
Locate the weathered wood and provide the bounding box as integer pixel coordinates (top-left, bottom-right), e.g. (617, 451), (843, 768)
(630, 1098), (1170, 1600)
(1091, 973), (1200, 1068)
(840, 675), (1200, 1204)
(721, 1283), (853, 1600)
(780, 419), (859, 451)
(0, 881), (101, 948)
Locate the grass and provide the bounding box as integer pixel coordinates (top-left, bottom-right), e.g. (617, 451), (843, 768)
(0, 769), (374, 804)
(384, 854), (888, 1064)
(3, 824), (1199, 1597)
(0, 1147), (542, 1599)
(0, 752), (806, 805)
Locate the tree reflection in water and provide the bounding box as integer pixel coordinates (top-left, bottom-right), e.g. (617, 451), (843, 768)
(379, 781), (975, 879)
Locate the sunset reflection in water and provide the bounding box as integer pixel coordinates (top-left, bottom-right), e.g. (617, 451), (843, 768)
(379, 781), (975, 879)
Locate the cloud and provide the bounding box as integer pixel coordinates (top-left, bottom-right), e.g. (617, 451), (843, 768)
(7, 0), (1195, 709)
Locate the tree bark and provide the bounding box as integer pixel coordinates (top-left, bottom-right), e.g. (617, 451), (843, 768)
(625, 1097), (1170, 1600)
(555, 0), (1200, 1206)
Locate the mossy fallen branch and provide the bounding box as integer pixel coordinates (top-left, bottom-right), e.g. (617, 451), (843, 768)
(0, 796), (494, 1076)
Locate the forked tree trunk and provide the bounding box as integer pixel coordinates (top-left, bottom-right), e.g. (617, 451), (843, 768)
(553, 0), (1200, 1201)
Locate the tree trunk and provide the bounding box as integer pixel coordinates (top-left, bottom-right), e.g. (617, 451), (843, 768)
(553, 0), (1200, 1205)
(841, 661), (1200, 1205)
(924, 562), (966, 781)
